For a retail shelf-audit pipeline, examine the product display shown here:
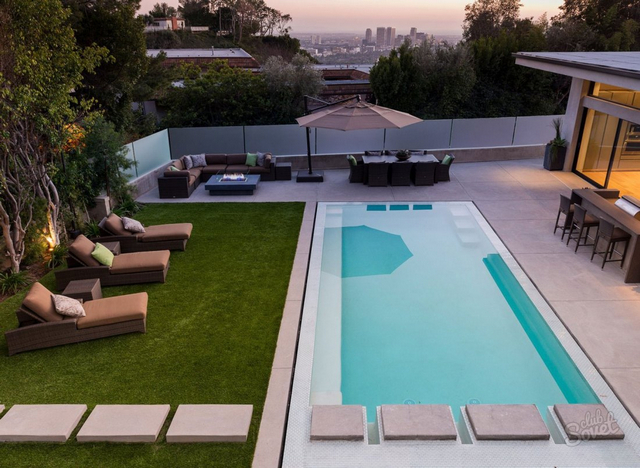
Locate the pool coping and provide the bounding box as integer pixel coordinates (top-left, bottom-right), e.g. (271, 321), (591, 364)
(280, 201), (640, 467)
(252, 202), (316, 468)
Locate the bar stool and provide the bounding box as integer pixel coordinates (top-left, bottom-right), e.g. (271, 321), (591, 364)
(590, 219), (631, 269)
(566, 204), (599, 253)
(554, 194), (574, 240)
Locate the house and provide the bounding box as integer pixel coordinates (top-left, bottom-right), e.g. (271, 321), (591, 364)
(145, 16), (186, 33)
(516, 52), (640, 198)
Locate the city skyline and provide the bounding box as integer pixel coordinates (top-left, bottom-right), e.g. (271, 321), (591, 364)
(138, 0), (565, 35)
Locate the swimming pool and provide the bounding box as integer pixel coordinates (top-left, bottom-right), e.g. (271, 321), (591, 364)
(310, 202), (598, 422)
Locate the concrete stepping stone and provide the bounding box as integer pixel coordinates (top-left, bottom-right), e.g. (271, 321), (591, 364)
(0, 405), (4, 414)
(0, 404), (86, 442)
(380, 405), (457, 441)
(166, 404), (253, 443)
(466, 404), (550, 441)
(310, 405), (364, 441)
(77, 405), (170, 443)
(554, 404), (624, 440)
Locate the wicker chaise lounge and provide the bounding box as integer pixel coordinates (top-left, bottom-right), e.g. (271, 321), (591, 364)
(93, 213), (193, 253)
(55, 235), (170, 290)
(5, 282), (148, 355)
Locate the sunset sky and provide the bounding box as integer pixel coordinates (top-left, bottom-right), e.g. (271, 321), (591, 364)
(138, 0), (565, 35)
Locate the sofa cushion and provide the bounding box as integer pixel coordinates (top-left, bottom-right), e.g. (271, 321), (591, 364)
(226, 154), (247, 165)
(188, 168), (202, 179)
(122, 217), (145, 233)
(22, 282), (63, 322)
(138, 223), (193, 242)
(182, 155), (193, 170)
(172, 159), (185, 171)
(227, 164), (249, 172)
(103, 213), (131, 236)
(247, 166), (268, 174)
(77, 292), (148, 330)
(202, 164), (227, 175)
(264, 153), (272, 168)
(53, 294), (86, 318)
(188, 174), (197, 186)
(92, 243), (115, 267)
(110, 251), (170, 275)
(69, 235), (101, 267)
(164, 170), (190, 178)
(191, 154), (206, 167)
(205, 154), (227, 165)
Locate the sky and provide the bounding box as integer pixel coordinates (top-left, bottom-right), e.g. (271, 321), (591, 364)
(138, 0), (565, 35)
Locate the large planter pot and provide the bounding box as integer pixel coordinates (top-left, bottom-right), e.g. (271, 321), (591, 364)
(543, 144), (567, 171)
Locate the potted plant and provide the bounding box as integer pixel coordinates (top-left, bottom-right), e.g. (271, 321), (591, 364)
(395, 149), (411, 161)
(544, 118), (568, 171)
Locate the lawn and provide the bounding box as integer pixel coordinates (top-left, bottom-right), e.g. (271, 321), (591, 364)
(0, 202), (305, 467)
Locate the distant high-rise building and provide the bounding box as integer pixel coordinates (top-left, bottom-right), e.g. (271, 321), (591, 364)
(410, 27), (417, 44)
(416, 32), (426, 44)
(386, 27), (396, 47)
(365, 28), (372, 44)
(376, 27), (385, 47)
(395, 35), (404, 47)
(310, 35), (322, 45)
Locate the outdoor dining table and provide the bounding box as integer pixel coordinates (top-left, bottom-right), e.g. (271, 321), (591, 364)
(362, 154), (439, 164)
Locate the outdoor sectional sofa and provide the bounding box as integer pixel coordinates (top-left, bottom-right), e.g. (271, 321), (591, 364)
(158, 153), (276, 199)
(5, 282), (147, 355)
(55, 235), (170, 290)
(92, 213), (193, 253)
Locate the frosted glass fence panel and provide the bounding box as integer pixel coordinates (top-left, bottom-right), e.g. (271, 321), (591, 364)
(123, 143), (137, 180)
(513, 115), (563, 146)
(451, 117), (516, 148)
(245, 124), (308, 155)
(316, 128), (384, 154)
(169, 126), (244, 157)
(385, 120), (452, 150)
(130, 129), (171, 177)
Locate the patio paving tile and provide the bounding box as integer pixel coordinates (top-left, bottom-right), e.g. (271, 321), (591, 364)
(272, 300), (302, 369)
(600, 369), (640, 426)
(0, 404), (86, 442)
(310, 405), (365, 441)
(76, 405), (170, 443)
(489, 219), (573, 254)
(461, 181), (534, 201)
(451, 162), (516, 183)
(551, 301), (640, 369)
(380, 405), (457, 441)
(475, 199), (557, 221)
(465, 404), (550, 440)
(554, 404), (624, 440)
(166, 405), (253, 443)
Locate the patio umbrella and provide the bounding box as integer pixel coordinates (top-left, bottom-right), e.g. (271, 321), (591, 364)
(295, 96), (422, 182)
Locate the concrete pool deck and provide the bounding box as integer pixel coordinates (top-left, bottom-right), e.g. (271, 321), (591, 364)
(137, 157), (640, 465)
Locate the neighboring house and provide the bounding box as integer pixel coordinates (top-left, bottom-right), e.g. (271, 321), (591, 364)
(145, 16), (186, 33)
(517, 52), (640, 199)
(147, 48), (261, 69)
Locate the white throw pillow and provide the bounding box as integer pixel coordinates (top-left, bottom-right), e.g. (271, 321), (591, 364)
(53, 295), (86, 318)
(191, 153), (207, 167)
(122, 216), (145, 233)
(183, 155), (193, 170)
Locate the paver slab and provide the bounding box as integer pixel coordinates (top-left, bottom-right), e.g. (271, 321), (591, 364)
(381, 405), (457, 441)
(166, 404), (253, 443)
(77, 405), (170, 443)
(554, 404), (624, 440)
(466, 404), (550, 440)
(0, 404), (86, 442)
(310, 405), (364, 441)
(0, 405), (4, 414)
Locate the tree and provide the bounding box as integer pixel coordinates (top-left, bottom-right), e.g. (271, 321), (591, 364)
(0, 0), (105, 272)
(463, 0), (523, 41)
(63, 0), (149, 133)
(149, 2), (177, 18)
(369, 42), (425, 116)
(179, 0), (215, 27)
(262, 54), (324, 122)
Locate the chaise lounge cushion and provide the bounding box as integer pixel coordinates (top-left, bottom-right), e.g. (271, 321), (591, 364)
(104, 213), (132, 236)
(22, 282), (63, 322)
(77, 292), (148, 329)
(110, 250), (170, 275)
(69, 235), (101, 267)
(137, 224), (193, 242)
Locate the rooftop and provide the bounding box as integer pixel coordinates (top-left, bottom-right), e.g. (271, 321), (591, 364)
(147, 48), (254, 59)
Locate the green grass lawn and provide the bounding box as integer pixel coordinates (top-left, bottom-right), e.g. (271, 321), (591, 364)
(0, 202), (304, 467)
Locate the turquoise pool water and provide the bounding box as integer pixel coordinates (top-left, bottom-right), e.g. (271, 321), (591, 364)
(310, 203), (599, 422)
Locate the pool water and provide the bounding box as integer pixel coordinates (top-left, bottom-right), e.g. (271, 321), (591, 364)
(310, 202), (599, 422)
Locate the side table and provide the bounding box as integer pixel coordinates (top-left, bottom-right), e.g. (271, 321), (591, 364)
(276, 162), (292, 181)
(100, 241), (121, 255)
(62, 278), (103, 302)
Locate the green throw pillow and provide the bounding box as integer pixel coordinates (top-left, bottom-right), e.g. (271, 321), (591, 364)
(246, 153), (258, 167)
(91, 243), (114, 267)
(442, 154), (453, 165)
(347, 155), (357, 166)
(168, 165), (179, 171)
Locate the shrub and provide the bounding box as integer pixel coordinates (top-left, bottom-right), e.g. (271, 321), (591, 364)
(0, 270), (30, 296)
(47, 244), (68, 269)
